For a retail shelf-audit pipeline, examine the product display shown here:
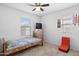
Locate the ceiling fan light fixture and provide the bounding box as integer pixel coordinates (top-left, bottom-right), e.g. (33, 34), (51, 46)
(36, 7), (40, 11)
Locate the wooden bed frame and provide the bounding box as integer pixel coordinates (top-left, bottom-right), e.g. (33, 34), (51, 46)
(2, 37), (43, 56)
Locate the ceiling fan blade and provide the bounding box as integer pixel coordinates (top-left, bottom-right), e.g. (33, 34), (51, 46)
(40, 8), (44, 11)
(41, 4), (49, 7)
(35, 3), (41, 6)
(27, 4), (35, 6)
(32, 8), (36, 11)
(35, 3), (39, 6)
(39, 3), (41, 6)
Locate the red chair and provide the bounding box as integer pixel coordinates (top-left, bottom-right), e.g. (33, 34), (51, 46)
(59, 36), (70, 53)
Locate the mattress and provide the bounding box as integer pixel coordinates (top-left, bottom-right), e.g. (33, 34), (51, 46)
(7, 37), (41, 51)
(0, 37), (41, 55)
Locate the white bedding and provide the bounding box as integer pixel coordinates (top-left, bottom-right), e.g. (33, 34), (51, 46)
(0, 37), (41, 54)
(7, 37), (41, 51)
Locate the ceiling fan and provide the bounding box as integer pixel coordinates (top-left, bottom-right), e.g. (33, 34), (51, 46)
(28, 3), (49, 11)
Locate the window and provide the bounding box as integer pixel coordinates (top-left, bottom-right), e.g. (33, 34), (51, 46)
(21, 17), (31, 37)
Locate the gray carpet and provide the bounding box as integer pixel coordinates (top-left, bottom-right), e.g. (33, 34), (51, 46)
(15, 43), (79, 56)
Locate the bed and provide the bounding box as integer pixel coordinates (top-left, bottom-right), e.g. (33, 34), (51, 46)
(0, 37), (43, 56)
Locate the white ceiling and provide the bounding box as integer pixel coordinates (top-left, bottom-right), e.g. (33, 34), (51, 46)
(2, 3), (79, 16)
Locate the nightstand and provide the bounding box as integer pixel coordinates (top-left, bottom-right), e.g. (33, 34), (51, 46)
(33, 30), (43, 39)
(33, 29), (43, 45)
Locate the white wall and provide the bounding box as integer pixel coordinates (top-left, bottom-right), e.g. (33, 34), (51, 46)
(42, 5), (79, 51)
(0, 4), (39, 40)
(0, 3), (79, 51)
